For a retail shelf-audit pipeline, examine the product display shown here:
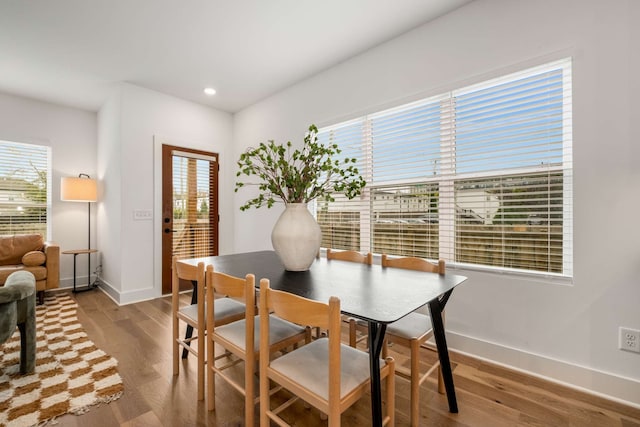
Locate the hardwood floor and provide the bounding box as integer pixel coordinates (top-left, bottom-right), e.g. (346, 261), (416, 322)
(50, 289), (640, 427)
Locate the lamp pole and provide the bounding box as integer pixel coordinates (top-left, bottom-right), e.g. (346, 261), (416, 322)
(78, 173), (92, 286)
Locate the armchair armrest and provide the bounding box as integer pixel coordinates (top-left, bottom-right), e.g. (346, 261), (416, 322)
(43, 241), (60, 290)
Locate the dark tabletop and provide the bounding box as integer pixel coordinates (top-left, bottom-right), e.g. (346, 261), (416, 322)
(183, 250), (467, 324)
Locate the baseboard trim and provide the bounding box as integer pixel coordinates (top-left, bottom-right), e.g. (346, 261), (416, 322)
(93, 277), (159, 306)
(95, 279), (121, 304)
(59, 275), (98, 289)
(448, 331), (640, 409)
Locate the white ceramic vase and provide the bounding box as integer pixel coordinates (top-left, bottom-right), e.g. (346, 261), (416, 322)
(271, 203), (322, 271)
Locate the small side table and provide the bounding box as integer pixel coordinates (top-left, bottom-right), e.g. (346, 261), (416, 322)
(62, 249), (98, 293)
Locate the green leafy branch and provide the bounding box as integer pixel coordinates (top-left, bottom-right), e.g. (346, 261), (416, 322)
(235, 124), (366, 210)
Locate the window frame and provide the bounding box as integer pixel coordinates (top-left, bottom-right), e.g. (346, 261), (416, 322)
(316, 58), (573, 278)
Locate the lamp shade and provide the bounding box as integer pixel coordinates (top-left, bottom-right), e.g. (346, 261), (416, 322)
(61, 176), (97, 202)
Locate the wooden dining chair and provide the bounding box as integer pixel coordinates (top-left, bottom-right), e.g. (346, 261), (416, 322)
(206, 266), (311, 426)
(172, 256), (245, 401)
(326, 248), (373, 343)
(326, 248), (373, 264)
(258, 278), (395, 427)
(380, 254), (445, 427)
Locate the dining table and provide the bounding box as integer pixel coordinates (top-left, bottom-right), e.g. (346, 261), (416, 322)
(181, 250), (467, 427)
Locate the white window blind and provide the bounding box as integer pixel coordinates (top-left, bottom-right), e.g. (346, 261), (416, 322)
(316, 119), (371, 252)
(371, 183), (440, 259)
(316, 58), (572, 276)
(172, 153), (216, 259)
(370, 96), (444, 183)
(0, 140), (51, 238)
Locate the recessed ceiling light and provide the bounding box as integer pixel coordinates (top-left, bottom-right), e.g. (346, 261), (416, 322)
(204, 87), (216, 96)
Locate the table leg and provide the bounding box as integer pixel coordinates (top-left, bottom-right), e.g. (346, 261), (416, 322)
(181, 280), (198, 359)
(70, 251), (98, 293)
(368, 321), (387, 427)
(428, 290), (458, 413)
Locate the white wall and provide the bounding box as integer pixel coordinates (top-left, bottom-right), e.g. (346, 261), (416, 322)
(0, 91), (97, 288)
(98, 83), (234, 304)
(97, 88), (123, 292)
(233, 0), (640, 405)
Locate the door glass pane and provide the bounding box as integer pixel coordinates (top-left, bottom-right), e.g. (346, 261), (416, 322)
(172, 154), (214, 259)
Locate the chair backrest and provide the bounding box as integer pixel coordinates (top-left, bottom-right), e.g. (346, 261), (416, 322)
(260, 278), (337, 332)
(326, 248), (373, 265)
(207, 266), (252, 301)
(259, 278), (342, 403)
(173, 256), (205, 284)
(381, 254), (445, 275)
(205, 264), (255, 326)
(171, 255), (205, 304)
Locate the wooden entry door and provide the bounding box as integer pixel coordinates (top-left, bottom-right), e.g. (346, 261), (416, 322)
(161, 144), (219, 294)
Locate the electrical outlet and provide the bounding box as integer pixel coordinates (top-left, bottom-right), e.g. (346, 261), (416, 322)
(619, 327), (640, 353)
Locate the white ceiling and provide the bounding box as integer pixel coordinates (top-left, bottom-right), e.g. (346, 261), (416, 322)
(0, 0), (472, 113)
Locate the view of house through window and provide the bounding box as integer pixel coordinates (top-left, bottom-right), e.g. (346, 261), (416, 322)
(0, 140), (51, 239)
(316, 58), (573, 276)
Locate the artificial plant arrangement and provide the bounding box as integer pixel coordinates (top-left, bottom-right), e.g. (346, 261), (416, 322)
(235, 124), (366, 210)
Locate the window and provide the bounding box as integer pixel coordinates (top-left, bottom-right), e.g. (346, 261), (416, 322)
(0, 140), (51, 238)
(317, 58), (572, 276)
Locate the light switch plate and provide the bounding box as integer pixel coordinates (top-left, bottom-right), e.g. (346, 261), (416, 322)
(133, 210), (153, 220)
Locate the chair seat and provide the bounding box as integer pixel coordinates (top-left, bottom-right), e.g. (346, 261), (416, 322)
(386, 312), (432, 340)
(215, 315), (306, 350)
(179, 297), (245, 323)
(270, 337), (376, 400)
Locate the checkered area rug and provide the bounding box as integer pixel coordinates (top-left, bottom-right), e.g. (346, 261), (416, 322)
(0, 294), (124, 427)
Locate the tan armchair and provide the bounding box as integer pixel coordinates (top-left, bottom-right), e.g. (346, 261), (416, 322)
(0, 234), (60, 304)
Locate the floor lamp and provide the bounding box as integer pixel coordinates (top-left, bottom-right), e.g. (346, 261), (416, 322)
(61, 174), (98, 290)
